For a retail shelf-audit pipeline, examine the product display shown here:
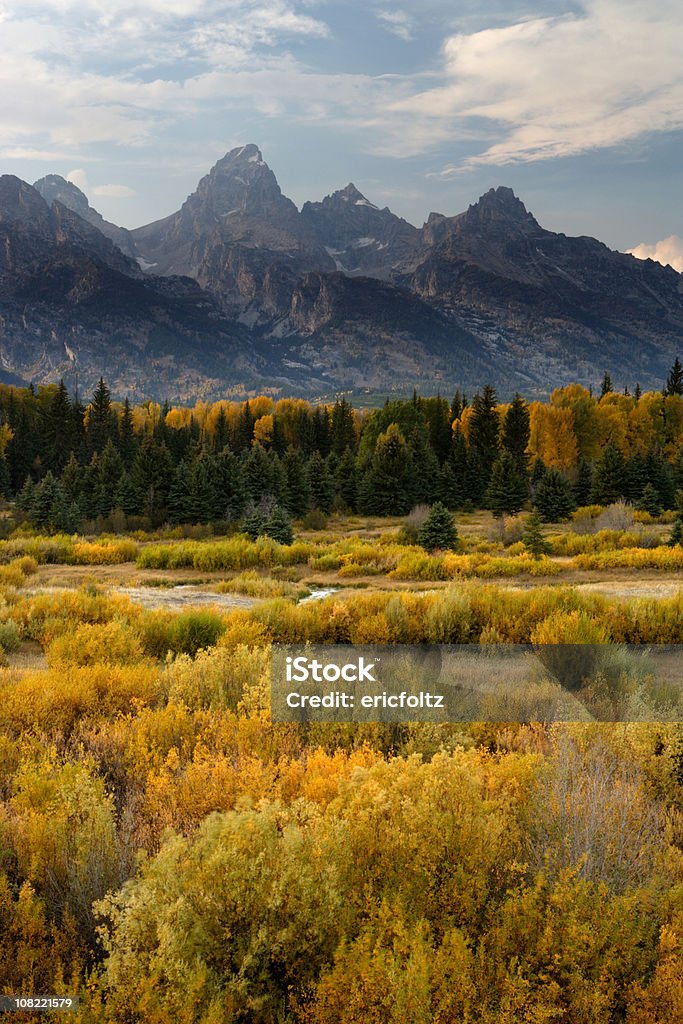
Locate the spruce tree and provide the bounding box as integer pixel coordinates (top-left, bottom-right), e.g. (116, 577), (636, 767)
(0, 456), (10, 500)
(637, 483), (662, 517)
(423, 396), (452, 464)
(132, 437), (173, 520)
(214, 448), (247, 521)
(264, 505), (294, 545)
(307, 451), (335, 513)
(417, 502), (459, 552)
(665, 357), (683, 396)
(591, 442), (626, 505)
(283, 448), (311, 516)
(358, 424), (414, 515)
(242, 444), (285, 505)
(114, 471), (138, 517)
(97, 440), (124, 515)
(669, 492), (683, 546)
(600, 372), (613, 398)
(486, 451), (528, 516)
(213, 407), (229, 451)
(573, 459), (593, 507)
(439, 426), (467, 509)
(501, 393), (530, 477)
(331, 399), (356, 456)
(87, 378), (114, 455)
(467, 385), (500, 503)
(523, 512), (551, 558)
(335, 447), (358, 512)
(118, 398), (137, 468)
(44, 380), (74, 473)
(534, 468), (576, 522)
(407, 427), (440, 505)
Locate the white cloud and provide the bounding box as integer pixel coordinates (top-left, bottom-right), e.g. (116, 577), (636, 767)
(376, 10), (413, 41)
(2, 0), (683, 175)
(92, 183), (137, 197)
(66, 167), (89, 191)
(385, 0), (683, 165)
(627, 235), (683, 273)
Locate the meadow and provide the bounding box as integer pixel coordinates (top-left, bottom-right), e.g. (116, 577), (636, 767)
(0, 504), (682, 1022)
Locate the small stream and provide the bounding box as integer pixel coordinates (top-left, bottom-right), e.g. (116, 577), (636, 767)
(297, 587), (340, 605)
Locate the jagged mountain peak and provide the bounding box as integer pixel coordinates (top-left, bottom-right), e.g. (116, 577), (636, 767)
(34, 174), (91, 218)
(464, 185), (537, 226)
(191, 143), (293, 220)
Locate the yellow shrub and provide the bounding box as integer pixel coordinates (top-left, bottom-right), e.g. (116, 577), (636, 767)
(46, 620), (145, 667)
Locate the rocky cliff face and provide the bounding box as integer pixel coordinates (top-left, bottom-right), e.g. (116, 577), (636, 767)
(33, 174), (135, 256)
(301, 183), (420, 278)
(129, 145), (333, 307)
(0, 176), (258, 399)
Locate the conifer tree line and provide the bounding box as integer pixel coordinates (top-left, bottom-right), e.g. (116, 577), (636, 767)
(0, 362), (682, 532)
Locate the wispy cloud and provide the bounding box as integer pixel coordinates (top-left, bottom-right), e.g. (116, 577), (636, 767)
(2, 0), (683, 177)
(376, 10), (413, 41)
(628, 235), (683, 273)
(384, 0), (683, 165)
(66, 168), (136, 199)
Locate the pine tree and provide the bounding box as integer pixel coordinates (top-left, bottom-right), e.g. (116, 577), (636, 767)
(665, 357), (683, 396)
(669, 491), (683, 547)
(534, 468), (576, 522)
(439, 426), (467, 509)
(283, 448), (311, 516)
(591, 442), (626, 505)
(637, 483), (662, 517)
(61, 454), (83, 506)
(87, 378), (114, 455)
(523, 512), (550, 558)
(132, 437), (173, 520)
(43, 380), (74, 473)
(114, 471), (138, 517)
(450, 390), (463, 423)
(423, 396), (452, 464)
(213, 448), (248, 521)
(96, 440), (124, 515)
(573, 459), (593, 507)
(331, 399), (356, 456)
(486, 451), (528, 516)
(213, 407), (230, 451)
(243, 444), (285, 505)
(634, 382), (642, 401)
(235, 401), (255, 452)
(358, 424), (414, 515)
(264, 505), (294, 545)
(467, 385), (500, 503)
(118, 398), (137, 468)
(644, 448), (675, 510)
(407, 427), (440, 505)
(335, 447), (358, 512)
(600, 372), (613, 398)
(307, 451), (335, 513)
(417, 502), (458, 552)
(0, 456), (10, 500)
(501, 393), (530, 477)
(312, 407), (332, 457)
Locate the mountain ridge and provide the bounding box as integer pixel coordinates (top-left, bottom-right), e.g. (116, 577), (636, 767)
(0, 145), (675, 399)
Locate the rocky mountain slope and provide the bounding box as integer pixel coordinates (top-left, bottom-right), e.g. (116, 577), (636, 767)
(0, 176), (257, 400)
(0, 146), (680, 399)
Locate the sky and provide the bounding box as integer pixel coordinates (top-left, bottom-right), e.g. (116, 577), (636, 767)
(1, 0), (683, 267)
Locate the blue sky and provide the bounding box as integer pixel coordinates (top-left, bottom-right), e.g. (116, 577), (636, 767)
(1, 0), (682, 266)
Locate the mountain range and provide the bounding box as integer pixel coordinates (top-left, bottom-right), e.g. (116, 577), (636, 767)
(0, 144), (679, 401)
